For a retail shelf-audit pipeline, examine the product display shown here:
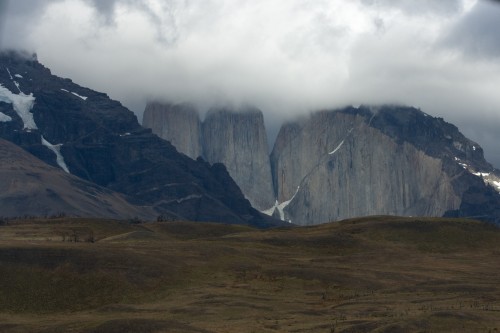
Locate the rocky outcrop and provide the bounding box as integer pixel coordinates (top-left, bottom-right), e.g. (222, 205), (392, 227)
(270, 106), (500, 225)
(0, 51), (278, 227)
(142, 102), (202, 159)
(201, 107), (275, 210)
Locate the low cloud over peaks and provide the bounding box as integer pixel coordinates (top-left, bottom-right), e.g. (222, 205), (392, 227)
(1, 0), (499, 166)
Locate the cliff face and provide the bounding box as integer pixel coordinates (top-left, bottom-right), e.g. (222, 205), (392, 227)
(270, 106), (500, 225)
(142, 103), (276, 211)
(142, 102), (202, 159)
(201, 107), (275, 210)
(141, 100), (500, 225)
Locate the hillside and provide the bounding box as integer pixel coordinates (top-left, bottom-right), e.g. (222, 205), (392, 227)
(0, 138), (154, 219)
(0, 216), (499, 332)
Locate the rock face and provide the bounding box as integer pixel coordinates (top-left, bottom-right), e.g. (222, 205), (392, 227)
(270, 106), (500, 225)
(0, 51), (278, 227)
(143, 103), (275, 210)
(0, 138), (154, 219)
(142, 102), (202, 159)
(143, 99), (500, 225)
(201, 107), (275, 210)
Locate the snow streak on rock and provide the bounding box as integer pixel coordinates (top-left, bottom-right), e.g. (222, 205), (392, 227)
(5, 67), (12, 80)
(60, 88), (87, 100)
(41, 136), (70, 173)
(329, 128), (353, 155)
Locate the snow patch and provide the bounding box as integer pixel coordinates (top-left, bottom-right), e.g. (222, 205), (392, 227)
(41, 136), (70, 173)
(0, 84), (37, 130)
(329, 140), (345, 155)
(71, 92), (87, 100)
(13, 81), (21, 93)
(328, 127), (353, 155)
(262, 186), (300, 223)
(5, 67), (12, 80)
(472, 146), (476, 151)
(0, 112), (12, 122)
(469, 168), (500, 193)
(492, 181), (500, 191)
(14, 74), (23, 79)
(472, 172), (490, 177)
(120, 132), (131, 137)
(60, 88), (87, 101)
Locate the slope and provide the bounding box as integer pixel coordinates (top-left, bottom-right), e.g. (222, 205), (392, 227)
(0, 138), (153, 219)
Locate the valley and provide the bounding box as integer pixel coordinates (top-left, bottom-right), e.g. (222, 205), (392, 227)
(0, 217), (499, 332)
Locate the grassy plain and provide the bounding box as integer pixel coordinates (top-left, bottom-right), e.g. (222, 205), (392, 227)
(0, 216), (499, 332)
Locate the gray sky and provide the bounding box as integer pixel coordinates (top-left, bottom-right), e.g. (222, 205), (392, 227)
(1, 0), (499, 167)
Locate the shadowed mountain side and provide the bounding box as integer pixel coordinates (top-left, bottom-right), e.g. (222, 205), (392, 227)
(0, 139), (155, 219)
(0, 51), (279, 227)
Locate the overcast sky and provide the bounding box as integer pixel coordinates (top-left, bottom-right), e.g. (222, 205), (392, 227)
(1, 0), (499, 167)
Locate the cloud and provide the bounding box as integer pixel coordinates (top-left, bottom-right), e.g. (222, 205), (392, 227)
(1, 0), (499, 167)
(444, 0), (500, 59)
(360, 0), (463, 16)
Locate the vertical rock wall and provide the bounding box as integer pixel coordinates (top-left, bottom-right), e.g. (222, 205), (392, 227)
(143, 102), (202, 159)
(202, 107), (275, 210)
(143, 103), (275, 210)
(144, 102), (500, 225)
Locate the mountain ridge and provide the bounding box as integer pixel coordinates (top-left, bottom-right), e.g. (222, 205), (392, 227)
(0, 51), (279, 227)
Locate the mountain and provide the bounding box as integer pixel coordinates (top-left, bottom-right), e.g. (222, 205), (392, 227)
(270, 106), (500, 225)
(143, 102), (275, 210)
(0, 138), (153, 219)
(0, 51), (277, 227)
(144, 100), (500, 225)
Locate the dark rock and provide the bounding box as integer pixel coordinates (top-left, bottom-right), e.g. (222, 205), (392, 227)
(0, 51), (279, 227)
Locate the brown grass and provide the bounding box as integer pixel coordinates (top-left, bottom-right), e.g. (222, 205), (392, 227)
(0, 216), (499, 332)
